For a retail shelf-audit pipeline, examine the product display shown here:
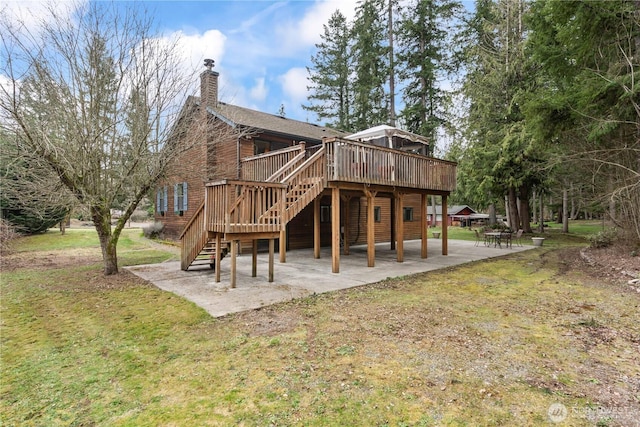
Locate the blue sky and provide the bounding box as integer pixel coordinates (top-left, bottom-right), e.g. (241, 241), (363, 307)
(3, 0), (473, 127)
(145, 0), (361, 123)
(2, 0), (360, 123)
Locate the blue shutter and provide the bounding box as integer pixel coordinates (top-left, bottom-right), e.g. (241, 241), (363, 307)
(163, 186), (168, 213)
(173, 184), (179, 213)
(182, 182), (188, 211)
(156, 189), (161, 213)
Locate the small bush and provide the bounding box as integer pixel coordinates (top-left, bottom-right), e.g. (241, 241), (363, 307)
(142, 221), (164, 239)
(0, 218), (20, 254)
(588, 228), (618, 249)
(130, 211), (151, 223)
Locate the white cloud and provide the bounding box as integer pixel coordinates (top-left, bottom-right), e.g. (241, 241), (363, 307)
(249, 77), (268, 102)
(170, 29), (226, 74)
(275, 0), (359, 54)
(0, 0), (81, 33)
(279, 67), (309, 103)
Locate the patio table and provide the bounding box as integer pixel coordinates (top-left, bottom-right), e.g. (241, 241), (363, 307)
(484, 232), (502, 248)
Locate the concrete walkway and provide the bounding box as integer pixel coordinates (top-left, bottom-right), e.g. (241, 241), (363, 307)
(127, 239), (533, 317)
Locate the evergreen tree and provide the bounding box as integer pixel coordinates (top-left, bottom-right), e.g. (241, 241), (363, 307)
(396, 0), (463, 149)
(459, 0), (542, 232)
(351, 0), (390, 130)
(526, 0), (640, 240)
(304, 10), (354, 131)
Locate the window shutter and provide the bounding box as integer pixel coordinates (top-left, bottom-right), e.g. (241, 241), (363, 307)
(182, 182), (188, 211)
(163, 186), (168, 212)
(156, 189), (161, 213)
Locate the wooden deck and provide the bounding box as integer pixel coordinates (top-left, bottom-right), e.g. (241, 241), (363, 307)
(181, 137), (457, 282)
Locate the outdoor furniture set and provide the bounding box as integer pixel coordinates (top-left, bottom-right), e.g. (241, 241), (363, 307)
(474, 228), (523, 249)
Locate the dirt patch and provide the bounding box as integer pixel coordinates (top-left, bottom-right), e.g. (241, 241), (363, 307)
(1, 248), (104, 272)
(579, 243), (640, 288)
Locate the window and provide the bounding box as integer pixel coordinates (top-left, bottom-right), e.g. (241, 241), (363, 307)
(374, 206), (381, 223)
(254, 139), (289, 155)
(403, 207), (414, 222)
(156, 186), (168, 215)
(174, 182), (188, 215)
(320, 205), (331, 223)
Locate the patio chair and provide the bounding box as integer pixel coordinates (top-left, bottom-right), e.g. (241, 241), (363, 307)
(474, 229), (483, 247)
(500, 231), (512, 248)
(513, 229), (524, 247)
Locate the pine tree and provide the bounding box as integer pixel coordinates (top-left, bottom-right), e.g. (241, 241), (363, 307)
(304, 10), (353, 131)
(396, 0), (463, 148)
(459, 0), (542, 231)
(351, 0), (390, 130)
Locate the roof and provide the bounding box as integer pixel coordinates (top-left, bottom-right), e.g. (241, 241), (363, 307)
(346, 124), (430, 146)
(426, 205), (477, 215)
(202, 100), (346, 142)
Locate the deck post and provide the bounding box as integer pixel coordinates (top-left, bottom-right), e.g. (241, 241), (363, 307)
(313, 198), (321, 259)
(279, 229), (286, 263)
(421, 194), (428, 258)
(230, 240), (237, 288)
(268, 238), (275, 282)
(331, 187), (340, 273)
(365, 190), (377, 267)
(395, 192), (404, 262)
(390, 197), (396, 250)
(215, 233), (221, 283)
(442, 195), (448, 255)
(252, 239), (258, 277)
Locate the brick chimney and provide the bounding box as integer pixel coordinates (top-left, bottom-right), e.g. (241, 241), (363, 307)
(200, 59), (219, 109)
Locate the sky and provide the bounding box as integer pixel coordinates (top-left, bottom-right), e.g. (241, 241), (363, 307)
(2, 0), (473, 128)
(1, 0), (360, 123)
(146, 0), (363, 122)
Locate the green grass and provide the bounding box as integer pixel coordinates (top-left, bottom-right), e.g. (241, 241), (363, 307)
(2, 222), (638, 426)
(430, 220), (606, 248)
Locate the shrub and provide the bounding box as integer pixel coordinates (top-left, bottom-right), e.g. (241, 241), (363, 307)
(130, 210), (151, 223)
(0, 218), (19, 255)
(142, 221), (164, 239)
(588, 228), (618, 249)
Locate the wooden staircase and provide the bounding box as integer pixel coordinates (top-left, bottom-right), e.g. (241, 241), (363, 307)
(180, 145), (327, 271)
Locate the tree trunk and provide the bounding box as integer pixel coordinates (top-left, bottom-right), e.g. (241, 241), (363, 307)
(92, 206), (119, 275)
(518, 184), (532, 233)
(562, 188), (569, 233)
(431, 195), (437, 227)
(507, 186), (519, 231)
(538, 192), (544, 233)
(489, 203), (496, 226)
(388, 0), (396, 127)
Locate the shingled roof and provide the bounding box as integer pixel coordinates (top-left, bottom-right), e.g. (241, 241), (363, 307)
(202, 100), (346, 143)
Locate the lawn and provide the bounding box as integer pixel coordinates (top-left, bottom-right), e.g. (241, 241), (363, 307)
(1, 224), (638, 426)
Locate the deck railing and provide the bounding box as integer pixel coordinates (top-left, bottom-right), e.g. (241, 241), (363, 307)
(241, 143), (306, 182)
(205, 180), (287, 234)
(324, 138), (457, 192)
(202, 138), (455, 235)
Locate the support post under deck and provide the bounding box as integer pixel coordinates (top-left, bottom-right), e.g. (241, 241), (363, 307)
(331, 187), (340, 273)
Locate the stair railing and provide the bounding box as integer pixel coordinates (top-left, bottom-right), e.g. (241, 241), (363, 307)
(179, 200), (207, 270)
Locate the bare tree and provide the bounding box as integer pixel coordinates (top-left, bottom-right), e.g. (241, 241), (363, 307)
(0, 1), (206, 274)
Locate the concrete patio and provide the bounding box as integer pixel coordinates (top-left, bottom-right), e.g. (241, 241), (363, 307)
(127, 238), (533, 317)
